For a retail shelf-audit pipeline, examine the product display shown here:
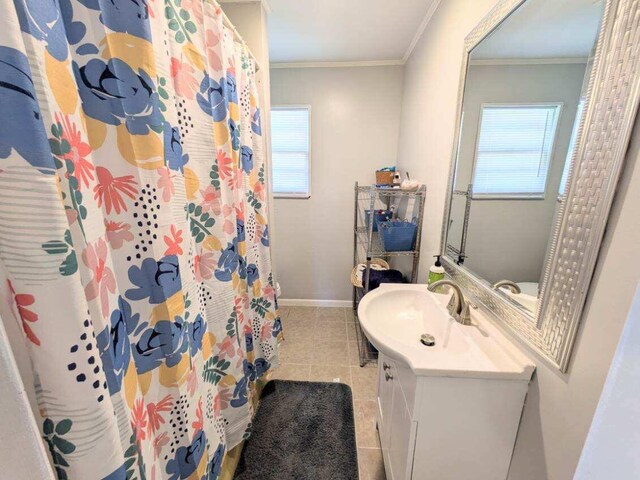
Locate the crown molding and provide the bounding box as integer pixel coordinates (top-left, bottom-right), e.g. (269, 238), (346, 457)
(403, 0), (442, 63)
(469, 57), (589, 66)
(270, 60), (404, 69)
(218, 0), (272, 14)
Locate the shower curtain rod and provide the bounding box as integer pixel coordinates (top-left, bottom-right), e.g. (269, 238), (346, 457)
(215, 1), (262, 71)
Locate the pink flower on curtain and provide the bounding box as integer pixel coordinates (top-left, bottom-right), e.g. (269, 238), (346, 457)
(216, 336), (237, 359)
(56, 113), (94, 190)
(262, 282), (275, 302)
(157, 167), (175, 202)
(216, 150), (233, 179)
(185, 366), (198, 396)
(253, 181), (266, 201)
(221, 204), (244, 235)
(204, 30), (222, 71)
(215, 387), (232, 413)
(82, 239), (116, 317)
(147, 395), (173, 435)
(255, 222), (267, 245)
(228, 166), (243, 190)
(221, 204), (235, 235)
(105, 220), (133, 249)
(147, 0), (157, 18)
(153, 433), (169, 459)
(131, 398), (149, 443)
(199, 185), (221, 215)
(260, 323), (272, 342)
(94, 167), (138, 214)
(170, 58), (199, 99)
(64, 207), (78, 227)
(182, 0), (203, 24)
(192, 398), (203, 431)
(8, 280), (40, 346)
(163, 225), (183, 256)
(194, 251), (215, 281)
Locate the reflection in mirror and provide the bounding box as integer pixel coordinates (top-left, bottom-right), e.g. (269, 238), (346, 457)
(445, 0), (604, 315)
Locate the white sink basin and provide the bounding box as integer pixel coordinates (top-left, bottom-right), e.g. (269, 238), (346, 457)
(357, 284), (534, 380)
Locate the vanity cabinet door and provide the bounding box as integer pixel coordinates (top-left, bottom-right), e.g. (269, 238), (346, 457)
(377, 355), (395, 457)
(388, 377), (416, 480)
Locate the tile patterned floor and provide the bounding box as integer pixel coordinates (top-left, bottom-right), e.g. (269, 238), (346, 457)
(267, 306), (386, 480)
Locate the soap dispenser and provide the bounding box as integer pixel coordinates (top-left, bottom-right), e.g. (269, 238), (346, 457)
(428, 255), (445, 285)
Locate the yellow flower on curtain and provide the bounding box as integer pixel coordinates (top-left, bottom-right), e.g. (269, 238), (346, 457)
(45, 51), (78, 115)
(116, 124), (165, 169)
(100, 33), (157, 77)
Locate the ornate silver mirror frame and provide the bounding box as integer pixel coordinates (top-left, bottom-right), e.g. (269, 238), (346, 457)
(440, 0), (640, 372)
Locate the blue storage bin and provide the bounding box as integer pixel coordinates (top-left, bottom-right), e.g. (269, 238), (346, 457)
(364, 209), (393, 232)
(379, 221), (418, 251)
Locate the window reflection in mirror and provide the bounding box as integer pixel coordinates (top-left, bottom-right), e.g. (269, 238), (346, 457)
(446, 0), (604, 315)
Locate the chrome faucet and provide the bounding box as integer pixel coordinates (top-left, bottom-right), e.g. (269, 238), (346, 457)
(428, 279), (476, 325)
(492, 280), (522, 294)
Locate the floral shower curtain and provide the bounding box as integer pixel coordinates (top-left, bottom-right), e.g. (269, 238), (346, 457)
(0, 0), (281, 478)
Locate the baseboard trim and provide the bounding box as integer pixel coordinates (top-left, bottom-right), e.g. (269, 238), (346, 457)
(278, 298), (352, 308)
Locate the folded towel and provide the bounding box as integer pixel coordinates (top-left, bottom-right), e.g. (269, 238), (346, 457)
(366, 269), (405, 290)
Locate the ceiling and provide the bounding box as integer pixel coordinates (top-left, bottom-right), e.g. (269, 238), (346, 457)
(265, 0), (439, 64)
(472, 0), (604, 60)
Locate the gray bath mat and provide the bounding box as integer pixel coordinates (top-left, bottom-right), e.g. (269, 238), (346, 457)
(233, 380), (358, 480)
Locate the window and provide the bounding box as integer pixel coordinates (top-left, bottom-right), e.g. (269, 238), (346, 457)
(559, 99), (585, 197)
(471, 104), (561, 198)
(270, 107), (310, 198)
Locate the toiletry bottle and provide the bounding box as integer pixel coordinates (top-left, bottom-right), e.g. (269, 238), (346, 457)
(428, 255), (445, 285)
(393, 171), (402, 188)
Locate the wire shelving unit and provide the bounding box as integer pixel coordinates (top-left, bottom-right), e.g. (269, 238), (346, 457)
(352, 182), (427, 366)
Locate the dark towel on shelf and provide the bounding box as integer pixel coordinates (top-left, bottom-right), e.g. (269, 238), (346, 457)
(366, 268), (405, 290)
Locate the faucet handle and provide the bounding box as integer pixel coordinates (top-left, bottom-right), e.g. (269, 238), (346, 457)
(459, 300), (477, 326)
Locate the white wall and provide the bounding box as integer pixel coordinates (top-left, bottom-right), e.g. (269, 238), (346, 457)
(396, 0), (640, 478)
(453, 63), (586, 284)
(270, 66), (405, 302)
(574, 284), (640, 479)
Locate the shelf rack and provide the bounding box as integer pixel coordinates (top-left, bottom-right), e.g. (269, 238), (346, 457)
(352, 182), (427, 366)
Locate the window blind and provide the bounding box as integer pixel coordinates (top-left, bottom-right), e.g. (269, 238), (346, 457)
(472, 105), (561, 198)
(559, 99), (585, 197)
(270, 107), (310, 196)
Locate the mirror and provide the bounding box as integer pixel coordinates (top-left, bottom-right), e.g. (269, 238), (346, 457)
(440, 0), (640, 371)
(446, 0), (603, 315)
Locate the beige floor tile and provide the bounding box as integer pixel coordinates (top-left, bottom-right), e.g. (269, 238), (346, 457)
(312, 321), (348, 341)
(348, 342), (378, 368)
(353, 400), (380, 448)
(269, 364), (310, 382)
(314, 340), (350, 366)
(346, 321), (358, 342)
(282, 318), (315, 341)
(279, 339), (314, 364)
(277, 306), (291, 320)
(348, 342), (363, 367)
(287, 306), (317, 321)
(358, 448), (386, 480)
(316, 307), (346, 322)
(351, 365), (378, 400)
(308, 365), (352, 386)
